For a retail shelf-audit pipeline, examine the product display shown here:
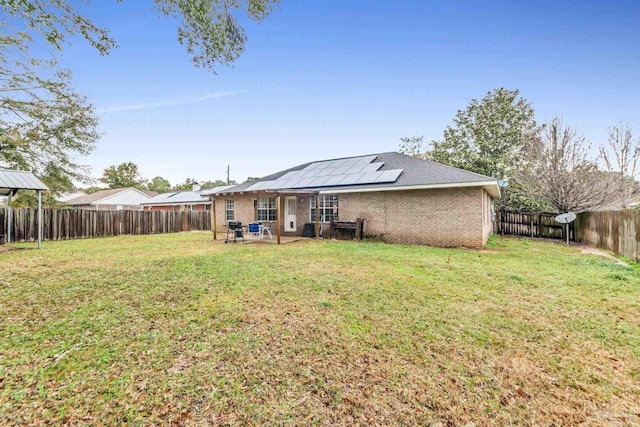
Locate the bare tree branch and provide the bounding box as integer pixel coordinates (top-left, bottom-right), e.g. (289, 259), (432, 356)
(515, 118), (621, 213)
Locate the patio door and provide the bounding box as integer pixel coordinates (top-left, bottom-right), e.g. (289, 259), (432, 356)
(284, 196), (297, 232)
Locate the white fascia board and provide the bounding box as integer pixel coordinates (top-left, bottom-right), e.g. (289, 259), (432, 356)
(318, 180), (501, 198)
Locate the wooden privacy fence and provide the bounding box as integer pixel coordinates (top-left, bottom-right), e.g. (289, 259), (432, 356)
(498, 209), (640, 261)
(0, 209), (211, 242)
(495, 210), (573, 240)
(576, 210), (640, 262)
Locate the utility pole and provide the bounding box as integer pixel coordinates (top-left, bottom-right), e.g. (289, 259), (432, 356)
(226, 165), (230, 185)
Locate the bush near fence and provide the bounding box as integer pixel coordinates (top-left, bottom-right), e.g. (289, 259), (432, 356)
(0, 209), (211, 242)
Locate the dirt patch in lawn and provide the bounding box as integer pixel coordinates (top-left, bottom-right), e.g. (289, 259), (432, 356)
(579, 246), (629, 266)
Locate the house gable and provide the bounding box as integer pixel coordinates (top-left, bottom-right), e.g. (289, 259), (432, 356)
(92, 188), (153, 206)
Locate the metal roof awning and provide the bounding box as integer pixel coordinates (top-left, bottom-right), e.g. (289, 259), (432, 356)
(1, 169), (48, 248)
(0, 169), (49, 195)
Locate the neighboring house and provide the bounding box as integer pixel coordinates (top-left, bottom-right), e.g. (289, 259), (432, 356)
(65, 188), (157, 210)
(56, 191), (87, 203)
(141, 184), (233, 211)
(208, 152), (500, 248)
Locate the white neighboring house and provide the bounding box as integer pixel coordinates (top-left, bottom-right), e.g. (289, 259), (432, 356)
(56, 191), (87, 203)
(65, 188), (157, 210)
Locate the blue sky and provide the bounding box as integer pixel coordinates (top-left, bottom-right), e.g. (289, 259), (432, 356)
(51, 0), (640, 185)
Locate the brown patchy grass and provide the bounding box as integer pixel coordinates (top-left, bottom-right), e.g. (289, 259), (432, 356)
(1, 233), (639, 426)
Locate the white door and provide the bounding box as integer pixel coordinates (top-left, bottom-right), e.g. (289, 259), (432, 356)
(284, 196), (296, 232)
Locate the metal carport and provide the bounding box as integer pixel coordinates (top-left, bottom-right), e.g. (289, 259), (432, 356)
(0, 169), (49, 248)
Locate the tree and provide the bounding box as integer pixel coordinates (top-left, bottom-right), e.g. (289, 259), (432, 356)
(398, 136), (425, 158)
(83, 186), (106, 194)
(1, 0), (281, 73)
(173, 178), (200, 190)
(599, 122), (640, 178)
(100, 162), (144, 189)
(173, 178), (235, 190)
(1, 0), (279, 205)
(244, 176), (261, 183)
(0, 32), (99, 205)
(201, 179), (236, 187)
(515, 118), (618, 213)
(147, 176), (172, 193)
(429, 88), (539, 178)
(599, 122), (640, 207)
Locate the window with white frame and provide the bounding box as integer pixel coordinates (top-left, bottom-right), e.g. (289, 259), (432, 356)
(311, 195), (338, 222)
(225, 199), (234, 221)
(257, 197), (277, 221)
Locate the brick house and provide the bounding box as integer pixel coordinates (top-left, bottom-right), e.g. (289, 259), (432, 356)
(207, 152), (500, 248)
(65, 188), (157, 210)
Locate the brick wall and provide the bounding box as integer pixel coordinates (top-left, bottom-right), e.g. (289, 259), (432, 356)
(212, 187), (490, 247)
(481, 189), (493, 245)
(338, 187), (486, 248)
(212, 193), (336, 237)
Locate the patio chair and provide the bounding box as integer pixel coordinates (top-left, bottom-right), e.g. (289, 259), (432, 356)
(246, 222), (262, 240)
(259, 222), (273, 239)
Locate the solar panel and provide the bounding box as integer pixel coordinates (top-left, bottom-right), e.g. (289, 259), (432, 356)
(356, 172), (382, 184)
(242, 156), (401, 192)
(336, 172), (366, 186)
(374, 169), (403, 183)
(344, 162), (368, 174)
(363, 162), (384, 173)
(311, 175), (332, 186)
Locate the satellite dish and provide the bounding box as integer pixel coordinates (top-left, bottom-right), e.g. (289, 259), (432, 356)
(554, 212), (576, 224)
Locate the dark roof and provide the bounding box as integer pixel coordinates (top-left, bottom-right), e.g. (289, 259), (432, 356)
(0, 169), (49, 195)
(66, 188), (156, 205)
(220, 152), (497, 194)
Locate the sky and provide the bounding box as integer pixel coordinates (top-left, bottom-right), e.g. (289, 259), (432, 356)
(41, 0), (640, 185)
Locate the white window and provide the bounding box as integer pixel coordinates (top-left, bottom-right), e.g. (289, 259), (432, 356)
(311, 195), (338, 222)
(257, 197), (277, 221)
(226, 199), (234, 221)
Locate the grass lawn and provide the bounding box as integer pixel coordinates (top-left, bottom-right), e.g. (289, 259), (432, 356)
(1, 233), (639, 426)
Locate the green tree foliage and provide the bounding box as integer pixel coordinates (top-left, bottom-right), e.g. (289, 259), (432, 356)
(1, 0), (279, 206)
(201, 179), (236, 187)
(100, 162), (145, 189)
(82, 186), (106, 194)
(0, 32), (99, 206)
(147, 176), (172, 194)
(244, 176), (261, 183)
(1, 0), (281, 73)
(173, 178), (200, 190)
(429, 88), (539, 179)
(173, 178), (235, 190)
(398, 136), (425, 158)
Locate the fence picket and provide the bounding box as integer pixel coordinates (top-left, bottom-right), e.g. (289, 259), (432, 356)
(0, 209), (211, 242)
(496, 210), (566, 240)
